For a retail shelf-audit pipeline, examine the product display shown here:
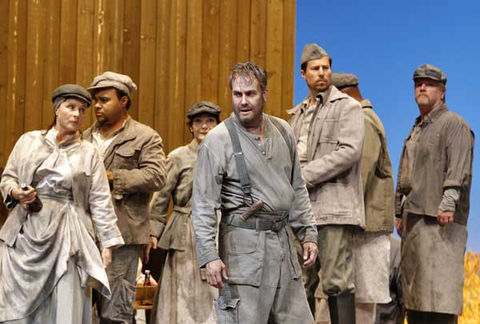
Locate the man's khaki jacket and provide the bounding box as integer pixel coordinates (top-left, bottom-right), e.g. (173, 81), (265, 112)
(361, 100), (394, 233)
(288, 86), (365, 228)
(84, 117), (166, 245)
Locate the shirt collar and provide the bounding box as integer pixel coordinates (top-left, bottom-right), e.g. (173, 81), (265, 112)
(415, 104), (448, 126)
(92, 116), (130, 140)
(315, 86), (331, 105)
(300, 87), (331, 113)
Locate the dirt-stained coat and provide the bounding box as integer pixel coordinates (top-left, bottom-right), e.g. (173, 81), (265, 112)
(0, 129), (123, 322)
(84, 116), (166, 245)
(287, 86), (365, 228)
(84, 116), (166, 322)
(396, 105), (474, 315)
(149, 139), (217, 324)
(192, 114), (317, 323)
(360, 99), (394, 233)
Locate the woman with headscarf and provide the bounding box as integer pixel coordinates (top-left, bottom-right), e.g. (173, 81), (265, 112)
(149, 101), (221, 324)
(0, 84), (124, 323)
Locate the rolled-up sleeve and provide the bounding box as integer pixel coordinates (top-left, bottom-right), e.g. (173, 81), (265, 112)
(443, 118), (474, 189)
(192, 144), (224, 268)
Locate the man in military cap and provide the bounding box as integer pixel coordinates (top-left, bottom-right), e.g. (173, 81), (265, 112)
(332, 73), (394, 324)
(395, 64), (474, 324)
(193, 61), (318, 323)
(84, 71), (167, 323)
(287, 44), (364, 324)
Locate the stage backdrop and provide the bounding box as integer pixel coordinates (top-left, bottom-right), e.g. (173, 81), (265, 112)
(0, 0), (296, 164)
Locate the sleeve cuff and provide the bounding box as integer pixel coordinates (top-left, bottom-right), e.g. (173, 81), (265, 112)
(438, 187), (460, 212)
(198, 251), (220, 268)
(443, 179), (462, 188)
(150, 223), (165, 238)
(112, 170), (126, 199)
(100, 235), (125, 250)
(304, 177), (314, 189)
(301, 234), (318, 245)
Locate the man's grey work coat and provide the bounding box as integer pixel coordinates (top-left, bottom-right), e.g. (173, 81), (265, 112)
(288, 86), (365, 228)
(84, 117), (166, 245)
(192, 114), (318, 287)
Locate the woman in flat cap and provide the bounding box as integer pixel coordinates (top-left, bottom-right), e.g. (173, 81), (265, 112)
(0, 84), (124, 323)
(149, 101), (221, 324)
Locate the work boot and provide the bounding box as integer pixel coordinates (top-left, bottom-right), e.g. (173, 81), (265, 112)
(328, 293), (355, 324)
(407, 310), (457, 324)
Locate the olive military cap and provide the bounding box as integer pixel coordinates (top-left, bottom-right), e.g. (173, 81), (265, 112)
(301, 43), (329, 66)
(331, 73), (359, 89)
(413, 64), (447, 85)
(187, 101), (221, 119)
(51, 84), (92, 106)
(88, 71), (138, 97)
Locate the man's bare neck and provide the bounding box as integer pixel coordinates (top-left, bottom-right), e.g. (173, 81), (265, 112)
(243, 117), (264, 138)
(307, 90), (319, 107)
(419, 101), (443, 120)
(100, 115), (128, 138)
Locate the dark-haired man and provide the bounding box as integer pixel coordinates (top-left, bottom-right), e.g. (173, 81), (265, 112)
(288, 44), (365, 324)
(193, 62), (318, 323)
(84, 71), (166, 324)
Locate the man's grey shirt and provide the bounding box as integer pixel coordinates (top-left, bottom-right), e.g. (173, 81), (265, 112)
(192, 113), (318, 267)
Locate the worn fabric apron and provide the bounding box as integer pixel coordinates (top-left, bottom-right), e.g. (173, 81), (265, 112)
(401, 213), (466, 315)
(0, 195), (109, 323)
(150, 214), (217, 324)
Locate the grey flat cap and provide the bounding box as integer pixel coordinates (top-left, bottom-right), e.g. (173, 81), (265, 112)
(413, 64), (447, 85)
(88, 71), (138, 97)
(52, 84), (92, 106)
(331, 73), (359, 89)
(301, 43), (329, 66)
(187, 101), (221, 119)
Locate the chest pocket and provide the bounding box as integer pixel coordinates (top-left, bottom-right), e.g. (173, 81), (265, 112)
(114, 147), (140, 169)
(421, 130), (443, 162)
(319, 118), (339, 142)
(316, 118), (339, 157)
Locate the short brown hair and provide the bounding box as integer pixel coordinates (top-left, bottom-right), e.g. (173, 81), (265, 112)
(301, 57), (332, 72)
(228, 61), (268, 92)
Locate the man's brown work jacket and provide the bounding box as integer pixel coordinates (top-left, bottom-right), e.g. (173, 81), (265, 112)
(361, 100), (394, 233)
(396, 105), (474, 225)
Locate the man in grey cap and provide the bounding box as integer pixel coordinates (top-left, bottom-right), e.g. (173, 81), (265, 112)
(395, 64), (474, 324)
(287, 44), (364, 324)
(84, 71), (167, 323)
(332, 73), (394, 324)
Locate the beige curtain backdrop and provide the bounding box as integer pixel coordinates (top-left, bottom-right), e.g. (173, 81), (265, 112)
(0, 0), (296, 165)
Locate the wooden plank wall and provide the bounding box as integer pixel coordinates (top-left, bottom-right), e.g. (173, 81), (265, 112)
(0, 0), (296, 165)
